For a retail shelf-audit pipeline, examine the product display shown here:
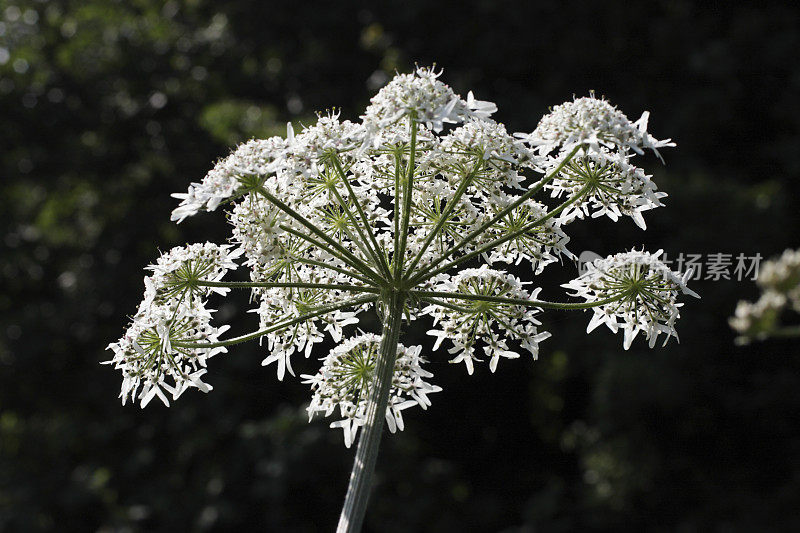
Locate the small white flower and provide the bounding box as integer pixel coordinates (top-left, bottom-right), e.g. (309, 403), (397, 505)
(466, 90), (498, 119)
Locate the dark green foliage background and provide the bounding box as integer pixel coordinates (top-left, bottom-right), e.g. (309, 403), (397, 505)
(2, 1), (799, 531)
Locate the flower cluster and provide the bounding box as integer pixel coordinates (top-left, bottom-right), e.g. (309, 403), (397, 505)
(563, 250), (699, 350)
(301, 334), (441, 447)
(253, 281), (367, 381)
(520, 93), (674, 157)
(513, 93), (674, 232)
(757, 248), (800, 301)
(545, 149), (666, 229)
(363, 66), (496, 132)
(105, 243), (241, 406)
(108, 66), (692, 447)
(425, 267), (550, 374)
(730, 248), (800, 343)
(171, 136), (289, 222)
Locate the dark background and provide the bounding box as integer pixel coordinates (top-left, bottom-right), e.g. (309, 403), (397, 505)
(2, 1), (799, 531)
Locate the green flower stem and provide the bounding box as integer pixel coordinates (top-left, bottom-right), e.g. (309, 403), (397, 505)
(395, 118), (418, 279)
(770, 325), (800, 338)
(288, 256), (375, 286)
(195, 280), (381, 293)
(416, 296), (473, 314)
(392, 149), (402, 273)
(337, 290), (405, 533)
(325, 172), (389, 280)
(330, 153), (393, 279)
(280, 225), (367, 274)
(403, 157), (484, 280)
(408, 144), (582, 281)
(174, 295), (378, 349)
(340, 222), (385, 280)
(410, 183), (591, 285)
(257, 187), (385, 283)
(410, 290), (622, 310)
(279, 224), (385, 285)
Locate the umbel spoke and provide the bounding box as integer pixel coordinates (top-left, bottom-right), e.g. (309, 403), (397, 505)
(330, 153), (393, 279)
(395, 118), (418, 279)
(410, 290), (623, 310)
(410, 182), (592, 285)
(406, 143), (583, 282)
(257, 187), (386, 284)
(175, 295), (378, 350)
(196, 280), (381, 293)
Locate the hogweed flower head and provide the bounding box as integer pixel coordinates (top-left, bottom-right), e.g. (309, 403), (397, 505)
(146, 243), (243, 304)
(171, 136), (289, 222)
(729, 292), (787, 343)
(108, 65), (694, 530)
(756, 248), (800, 302)
(104, 243), (241, 406)
(363, 66), (496, 132)
(107, 66), (691, 427)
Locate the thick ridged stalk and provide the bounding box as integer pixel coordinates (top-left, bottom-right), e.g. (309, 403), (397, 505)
(336, 291), (405, 533)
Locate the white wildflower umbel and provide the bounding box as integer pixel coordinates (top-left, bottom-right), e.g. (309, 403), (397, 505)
(546, 149), (666, 230)
(171, 136), (289, 222)
(425, 267), (550, 374)
(105, 305), (228, 407)
(363, 66), (496, 132)
(729, 248), (800, 343)
(146, 242), (243, 305)
(563, 250), (699, 350)
(104, 243), (240, 406)
(108, 66), (691, 533)
(757, 248), (800, 304)
(302, 334), (441, 448)
(522, 92), (675, 159)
